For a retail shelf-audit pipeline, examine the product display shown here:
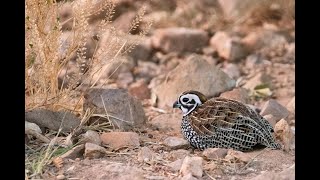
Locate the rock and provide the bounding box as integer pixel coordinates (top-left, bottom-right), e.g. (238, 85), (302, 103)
(25, 109), (80, 132)
(81, 130), (102, 145)
(25, 121), (42, 134)
(260, 99), (290, 122)
(225, 149), (251, 163)
(180, 156), (203, 178)
(274, 119), (293, 151)
(84, 143), (106, 159)
(145, 176), (166, 180)
(219, 87), (250, 104)
(127, 38), (152, 61)
(128, 80), (151, 100)
(263, 114), (277, 128)
(286, 96), (295, 114)
(163, 137), (189, 150)
(138, 147), (154, 163)
(210, 31), (248, 61)
(151, 28), (209, 53)
(242, 30), (289, 51)
(112, 11), (139, 34)
(116, 72), (134, 89)
(168, 159), (183, 172)
(245, 54), (270, 69)
(134, 61), (161, 82)
(100, 132), (140, 149)
(243, 72), (272, 91)
(202, 148), (228, 160)
(153, 55), (236, 108)
(89, 56), (135, 86)
(202, 46), (217, 56)
(169, 149), (191, 160)
(61, 144), (85, 159)
(101, 163), (144, 180)
(56, 174), (65, 180)
(222, 63), (241, 79)
(217, 0), (255, 20)
(149, 114), (181, 132)
(250, 164), (295, 180)
(83, 88), (146, 130)
(181, 173), (198, 180)
(58, 2), (73, 31)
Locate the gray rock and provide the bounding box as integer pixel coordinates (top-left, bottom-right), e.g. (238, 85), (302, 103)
(260, 99), (290, 121)
(169, 149), (191, 160)
(150, 114), (181, 132)
(180, 156), (203, 178)
(89, 56), (135, 86)
(84, 143), (106, 159)
(25, 109), (80, 132)
(242, 30), (290, 51)
(25, 121), (42, 134)
(210, 31), (248, 61)
(243, 72), (272, 91)
(222, 63), (241, 79)
(83, 88), (146, 130)
(163, 137), (189, 150)
(151, 28), (209, 53)
(202, 148), (228, 160)
(100, 132), (140, 149)
(60, 144), (85, 159)
(153, 55), (236, 108)
(127, 38), (152, 61)
(81, 130), (102, 145)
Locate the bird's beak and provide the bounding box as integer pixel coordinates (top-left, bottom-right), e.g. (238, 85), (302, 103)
(173, 101), (181, 108)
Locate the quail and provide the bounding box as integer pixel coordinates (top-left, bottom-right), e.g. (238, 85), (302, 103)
(173, 90), (281, 151)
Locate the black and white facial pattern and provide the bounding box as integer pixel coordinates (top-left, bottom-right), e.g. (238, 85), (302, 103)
(178, 94), (203, 116)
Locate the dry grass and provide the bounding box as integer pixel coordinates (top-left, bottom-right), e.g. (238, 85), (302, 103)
(25, 0), (151, 177)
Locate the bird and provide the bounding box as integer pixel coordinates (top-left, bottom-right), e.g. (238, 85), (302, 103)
(173, 90), (281, 151)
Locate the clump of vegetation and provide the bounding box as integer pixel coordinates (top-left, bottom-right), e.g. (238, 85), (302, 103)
(25, 0), (151, 178)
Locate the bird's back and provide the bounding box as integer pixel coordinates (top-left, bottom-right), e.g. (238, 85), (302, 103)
(184, 97), (281, 151)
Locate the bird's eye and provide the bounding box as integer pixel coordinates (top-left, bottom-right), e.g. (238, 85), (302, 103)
(182, 98), (189, 102)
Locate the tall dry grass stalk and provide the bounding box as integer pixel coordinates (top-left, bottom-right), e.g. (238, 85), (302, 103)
(25, 0), (152, 114)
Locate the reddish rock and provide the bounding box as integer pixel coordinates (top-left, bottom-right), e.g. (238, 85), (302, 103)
(225, 149), (251, 163)
(274, 119), (293, 151)
(180, 156), (203, 178)
(151, 28), (209, 53)
(202, 148), (228, 160)
(128, 80), (151, 100)
(163, 137), (189, 150)
(219, 87), (250, 104)
(150, 113), (181, 132)
(210, 31), (248, 61)
(100, 132), (140, 149)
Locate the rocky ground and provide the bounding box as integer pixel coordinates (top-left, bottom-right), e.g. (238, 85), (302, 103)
(25, 0), (295, 179)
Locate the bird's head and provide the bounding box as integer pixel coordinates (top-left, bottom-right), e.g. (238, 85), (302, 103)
(173, 90), (208, 116)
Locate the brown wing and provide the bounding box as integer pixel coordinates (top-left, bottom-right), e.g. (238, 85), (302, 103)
(188, 97), (267, 136)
